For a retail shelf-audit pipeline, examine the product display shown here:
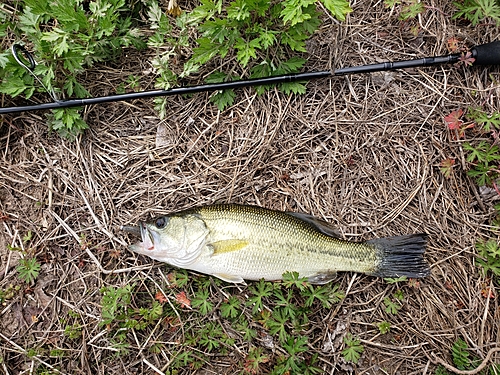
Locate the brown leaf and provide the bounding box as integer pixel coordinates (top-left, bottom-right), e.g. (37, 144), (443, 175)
(175, 291), (191, 308)
(34, 286), (52, 308)
(155, 291), (168, 304)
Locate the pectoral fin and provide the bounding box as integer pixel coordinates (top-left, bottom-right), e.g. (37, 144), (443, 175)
(213, 273), (246, 284)
(210, 239), (249, 255)
(307, 271), (337, 285)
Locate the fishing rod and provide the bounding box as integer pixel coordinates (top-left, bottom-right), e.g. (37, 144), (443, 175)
(1, 41), (499, 115)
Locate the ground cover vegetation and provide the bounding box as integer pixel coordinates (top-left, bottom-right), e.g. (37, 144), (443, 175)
(1, 0), (500, 373)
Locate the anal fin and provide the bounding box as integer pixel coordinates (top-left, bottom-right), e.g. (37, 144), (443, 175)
(213, 273), (246, 284)
(307, 271), (337, 285)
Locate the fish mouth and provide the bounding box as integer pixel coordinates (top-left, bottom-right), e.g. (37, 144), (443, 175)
(121, 222), (155, 252)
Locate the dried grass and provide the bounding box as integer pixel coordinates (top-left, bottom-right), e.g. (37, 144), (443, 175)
(1, 0), (500, 374)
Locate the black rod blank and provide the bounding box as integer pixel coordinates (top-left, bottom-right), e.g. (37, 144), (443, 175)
(1, 41), (499, 115)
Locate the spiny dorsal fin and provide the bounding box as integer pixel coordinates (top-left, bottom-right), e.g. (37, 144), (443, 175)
(210, 239), (249, 255)
(286, 212), (342, 239)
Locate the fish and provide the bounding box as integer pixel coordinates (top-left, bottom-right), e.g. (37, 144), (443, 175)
(121, 204), (430, 284)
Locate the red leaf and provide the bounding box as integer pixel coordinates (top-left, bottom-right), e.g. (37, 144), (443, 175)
(108, 249), (121, 259)
(155, 291), (168, 304)
(481, 287), (495, 299)
(167, 272), (176, 284)
(163, 316), (181, 332)
(444, 109), (464, 130)
(444, 109), (473, 138)
(407, 278), (421, 289)
(459, 51), (475, 66)
(447, 37), (460, 53)
(175, 291), (191, 308)
(440, 158), (456, 178)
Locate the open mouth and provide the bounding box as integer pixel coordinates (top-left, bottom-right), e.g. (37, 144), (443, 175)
(121, 222), (155, 251)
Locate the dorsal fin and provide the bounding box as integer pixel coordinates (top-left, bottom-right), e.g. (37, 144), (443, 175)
(286, 212), (342, 239)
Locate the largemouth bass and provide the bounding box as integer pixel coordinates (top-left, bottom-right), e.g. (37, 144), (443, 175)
(122, 204), (430, 284)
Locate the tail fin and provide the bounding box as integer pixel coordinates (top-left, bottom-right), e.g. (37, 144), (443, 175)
(367, 234), (430, 278)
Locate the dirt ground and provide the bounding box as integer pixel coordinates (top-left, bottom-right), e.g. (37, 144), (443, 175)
(1, 1), (500, 374)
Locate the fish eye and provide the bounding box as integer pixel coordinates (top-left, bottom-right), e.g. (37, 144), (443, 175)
(155, 217), (168, 229)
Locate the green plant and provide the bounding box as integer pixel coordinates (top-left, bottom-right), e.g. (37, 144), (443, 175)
(468, 108), (500, 132)
(191, 287), (214, 315)
(26, 347), (40, 357)
(266, 308), (291, 343)
(171, 350), (206, 371)
(451, 338), (471, 370)
(99, 284), (133, 326)
(401, 0), (425, 20)
(22, 230), (33, 242)
(377, 321), (391, 334)
(384, 276), (408, 284)
(463, 141), (500, 186)
(167, 269), (190, 288)
(453, 0), (500, 26)
(139, 300), (163, 322)
(342, 333), (364, 364)
(383, 289), (404, 315)
(394, 289), (404, 300)
(3, 0), (351, 134)
(110, 340), (131, 357)
(149, 342), (163, 354)
(95, 270), (345, 374)
(476, 239), (500, 281)
(199, 322), (224, 351)
(17, 257), (40, 283)
(275, 336), (310, 373)
(434, 365), (450, 375)
(49, 349), (65, 358)
(0, 0), (145, 138)
(303, 284), (330, 308)
(0, 284), (20, 304)
(150, 0), (351, 114)
(462, 107), (500, 286)
(243, 347), (269, 374)
(273, 288), (299, 321)
(236, 319), (258, 341)
(7, 243), (21, 251)
(282, 271), (308, 291)
(220, 295), (241, 318)
(384, 0), (426, 21)
(247, 278), (274, 314)
(64, 323), (82, 339)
